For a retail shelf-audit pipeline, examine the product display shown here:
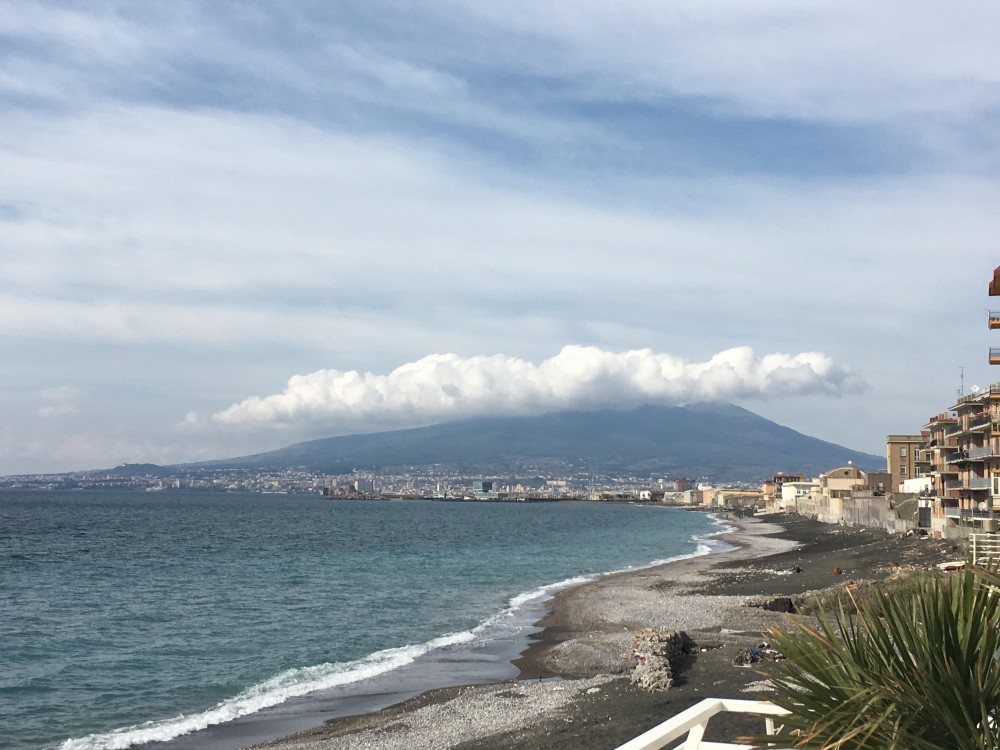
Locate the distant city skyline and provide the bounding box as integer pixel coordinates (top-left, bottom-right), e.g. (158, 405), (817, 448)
(2, 1), (1000, 474)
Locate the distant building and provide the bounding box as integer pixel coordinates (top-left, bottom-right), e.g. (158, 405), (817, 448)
(886, 434), (928, 492)
(780, 480), (819, 512)
(471, 480), (503, 500)
(818, 465), (870, 500)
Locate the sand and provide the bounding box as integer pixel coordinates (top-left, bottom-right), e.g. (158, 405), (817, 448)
(248, 512), (958, 750)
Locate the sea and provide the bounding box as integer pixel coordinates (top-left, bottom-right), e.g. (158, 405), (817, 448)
(0, 490), (729, 750)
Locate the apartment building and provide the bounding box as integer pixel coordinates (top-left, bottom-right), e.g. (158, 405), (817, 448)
(916, 388), (1000, 537)
(886, 434), (931, 491)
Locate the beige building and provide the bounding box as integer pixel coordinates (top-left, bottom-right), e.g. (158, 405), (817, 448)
(780, 480), (819, 512)
(886, 434), (929, 491)
(917, 387), (1000, 538)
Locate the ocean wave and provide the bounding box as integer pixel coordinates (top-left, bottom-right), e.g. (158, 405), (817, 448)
(58, 511), (723, 750)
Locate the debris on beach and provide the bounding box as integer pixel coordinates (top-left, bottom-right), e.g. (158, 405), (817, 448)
(629, 628), (691, 692)
(741, 679), (777, 693)
(732, 642), (785, 667)
(743, 595), (797, 613)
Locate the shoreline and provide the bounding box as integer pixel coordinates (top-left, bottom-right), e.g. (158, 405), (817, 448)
(246, 512), (957, 750)
(135, 504), (722, 750)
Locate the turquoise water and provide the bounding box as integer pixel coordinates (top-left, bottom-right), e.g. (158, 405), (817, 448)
(0, 491), (723, 750)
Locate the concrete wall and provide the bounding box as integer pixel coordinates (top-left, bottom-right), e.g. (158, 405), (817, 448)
(792, 491), (920, 534)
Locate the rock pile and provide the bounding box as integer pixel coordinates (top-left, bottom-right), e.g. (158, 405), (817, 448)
(629, 628), (691, 692)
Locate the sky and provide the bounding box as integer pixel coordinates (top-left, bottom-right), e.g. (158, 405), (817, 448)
(2, 1), (1000, 475)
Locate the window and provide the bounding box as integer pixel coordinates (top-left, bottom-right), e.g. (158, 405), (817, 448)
(900, 447), (907, 457)
(901, 466), (907, 475)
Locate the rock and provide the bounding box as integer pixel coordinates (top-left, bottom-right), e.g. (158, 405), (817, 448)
(743, 595), (797, 613)
(629, 628), (690, 692)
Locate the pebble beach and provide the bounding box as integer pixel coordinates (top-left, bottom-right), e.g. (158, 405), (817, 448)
(249, 513), (956, 750)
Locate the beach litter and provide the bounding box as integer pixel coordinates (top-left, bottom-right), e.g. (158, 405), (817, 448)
(732, 642), (785, 667)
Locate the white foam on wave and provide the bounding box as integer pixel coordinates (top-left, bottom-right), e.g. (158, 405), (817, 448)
(506, 574), (596, 611)
(57, 629), (476, 750)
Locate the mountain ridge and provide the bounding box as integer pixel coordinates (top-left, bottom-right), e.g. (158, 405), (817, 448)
(185, 403), (882, 482)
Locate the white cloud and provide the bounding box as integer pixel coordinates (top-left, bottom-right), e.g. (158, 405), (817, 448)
(212, 345), (866, 430)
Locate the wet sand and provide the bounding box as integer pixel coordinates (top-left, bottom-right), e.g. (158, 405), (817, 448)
(248, 512), (956, 750)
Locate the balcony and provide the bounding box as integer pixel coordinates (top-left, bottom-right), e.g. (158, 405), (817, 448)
(991, 311), (1000, 329)
(945, 505), (961, 517)
(947, 451), (979, 464)
(970, 415), (991, 430)
(991, 348), (1000, 366)
(968, 445), (999, 460)
(953, 393), (984, 410)
(969, 477), (991, 491)
(945, 480), (963, 490)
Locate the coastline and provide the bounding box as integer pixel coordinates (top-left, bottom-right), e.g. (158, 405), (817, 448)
(247, 512), (956, 750)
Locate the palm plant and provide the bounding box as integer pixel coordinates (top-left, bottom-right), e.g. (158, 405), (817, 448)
(755, 567), (1000, 750)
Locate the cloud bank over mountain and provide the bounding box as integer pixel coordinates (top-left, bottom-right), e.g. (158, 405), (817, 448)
(212, 346), (865, 431)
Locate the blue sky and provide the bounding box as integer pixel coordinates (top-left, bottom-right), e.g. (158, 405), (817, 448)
(3, 1), (1000, 474)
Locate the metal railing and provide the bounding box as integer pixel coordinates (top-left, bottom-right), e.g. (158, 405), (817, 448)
(972, 533), (1000, 565)
(969, 477), (991, 490)
(613, 698), (790, 750)
(959, 508), (998, 519)
(970, 415), (992, 430)
(968, 445), (999, 460)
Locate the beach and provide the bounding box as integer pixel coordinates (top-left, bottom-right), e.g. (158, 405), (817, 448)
(249, 513), (957, 750)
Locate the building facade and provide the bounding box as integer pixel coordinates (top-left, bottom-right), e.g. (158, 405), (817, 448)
(886, 434), (930, 492)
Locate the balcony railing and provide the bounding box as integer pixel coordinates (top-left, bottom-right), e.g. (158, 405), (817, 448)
(948, 455), (970, 464)
(990, 311), (1000, 329)
(959, 508), (997, 519)
(990, 348), (1000, 365)
(968, 445), (999, 460)
(969, 477), (991, 490)
(945, 480), (963, 489)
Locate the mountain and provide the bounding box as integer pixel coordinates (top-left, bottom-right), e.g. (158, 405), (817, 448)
(189, 403), (883, 482)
